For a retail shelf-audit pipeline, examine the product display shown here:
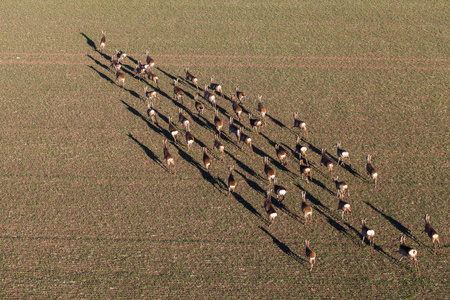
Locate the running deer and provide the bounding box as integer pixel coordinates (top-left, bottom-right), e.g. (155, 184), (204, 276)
(264, 188), (277, 225)
(295, 136), (309, 165)
(305, 240), (316, 271)
(337, 194), (352, 221)
(168, 117), (179, 144)
(214, 134), (225, 161)
(98, 31), (106, 52)
(301, 191), (313, 224)
(292, 112), (309, 142)
(231, 96), (243, 121)
(144, 86), (158, 103)
(185, 124), (195, 151)
(321, 149), (334, 177)
(209, 76), (223, 99)
(213, 108), (223, 136)
(202, 147), (212, 172)
(366, 155), (378, 188)
(185, 68), (198, 90)
(146, 101), (158, 124)
(398, 236), (419, 273)
(239, 128), (253, 153)
(235, 86), (246, 102)
(163, 139), (175, 174)
(229, 117), (241, 142)
(335, 142), (351, 166)
(299, 160), (312, 183)
(228, 166), (237, 195)
(263, 157), (276, 184)
(194, 94), (205, 116)
(424, 214), (440, 254)
(275, 144), (287, 165)
(204, 85), (216, 105)
(361, 218), (375, 248)
(257, 95), (267, 124)
(273, 178), (287, 202)
(249, 113), (263, 133)
(135, 61), (146, 80)
(145, 50), (155, 70)
(173, 79), (184, 103)
(333, 176), (349, 197)
(146, 69), (159, 88)
(178, 108), (189, 129)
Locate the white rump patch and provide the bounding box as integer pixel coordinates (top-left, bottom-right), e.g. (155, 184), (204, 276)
(432, 233), (439, 239)
(270, 213), (277, 218)
(301, 147), (307, 153)
(279, 190), (287, 195)
(409, 249), (417, 256)
(344, 204), (350, 208)
(367, 230), (375, 236)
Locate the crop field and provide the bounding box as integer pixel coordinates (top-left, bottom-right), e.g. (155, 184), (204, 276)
(0, 0), (449, 298)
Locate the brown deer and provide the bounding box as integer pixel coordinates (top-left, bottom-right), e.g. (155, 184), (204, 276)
(398, 236), (419, 273)
(301, 191), (313, 224)
(185, 68), (198, 90)
(98, 31), (106, 52)
(305, 240), (316, 271)
(292, 112), (309, 142)
(424, 214), (440, 254)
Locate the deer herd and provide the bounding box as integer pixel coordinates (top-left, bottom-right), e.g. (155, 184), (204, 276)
(97, 31), (441, 273)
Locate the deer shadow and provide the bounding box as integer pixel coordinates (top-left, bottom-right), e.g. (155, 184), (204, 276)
(295, 184), (328, 210)
(126, 133), (165, 170)
(227, 152), (264, 181)
(364, 201), (413, 238)
(80, 32), (96, 51)
(88, 65), (114, 85)
(266, 114), (287, 129)
(259, 227), (305, 264)
(231, 192), (265, 222)
(87, 55), (111, 72)
(157, 67), (177, 81)
(235, 169), (265, 195)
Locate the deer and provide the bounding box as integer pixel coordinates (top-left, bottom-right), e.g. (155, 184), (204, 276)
(110, 53), (120, 71)
(235, 86), (246, 102)
(333, 176), (349, 197)
(145, 50), (155, 70)
(398, 236), (419, 273)
(115, 69), (125, 88)
(228, 166), (237, 195)
(249, 113), (263, 133)
(144, 86), (158, 103)
(292, 112), (309, 142)
(135, 61), (147, 80)
(204, 85), (216, 105)
(335, 142), (351, 166)
(214, 134), (225, 161)
(366, 155), (378, 188)
(194, 94), (205, 116)
(263, 157), (276, 184)
(264, 188), (277, 225)
(185, 124), (195, 151)
(173, 79), (184, 103)
(321, 149), (334, 177)
(273, 178), (287, 203)
(185, 68), (198, 90)
(361, 218), (375, 248)
(178, 108), (189, 129)
(163, 139), (175, 174)
(337, 194), (352, 221)
(146, 69), (159, 88)
(301, 191), (313, 224)
(424, 214), (440, 254)
(299, 160), (312, 183)
(213, 108), (223, 137)
(98, 31), (106, 52)
(275, 144), (287, 165)
(295, 136), (309, 165)
(146, 101), (158, 125)
(229, 117), (241, 142)
(305, 240), (316, 271)
(202, 147), (212, 172)
(116, 49), (127, 63)
(168, 116), (179, 144)
(231, 95), (243, 121)
(209, 77), (223, 99)
(239, 128), (253, 153)
(257, 95), (267, 124)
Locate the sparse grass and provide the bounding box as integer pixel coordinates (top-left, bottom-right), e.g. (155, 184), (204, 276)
(0, 0), (448, 298)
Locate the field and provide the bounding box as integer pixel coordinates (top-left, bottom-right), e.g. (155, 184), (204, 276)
(0, 0), (449, 298)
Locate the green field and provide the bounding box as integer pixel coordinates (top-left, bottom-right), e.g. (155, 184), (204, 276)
(0, 1), (449, 298)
